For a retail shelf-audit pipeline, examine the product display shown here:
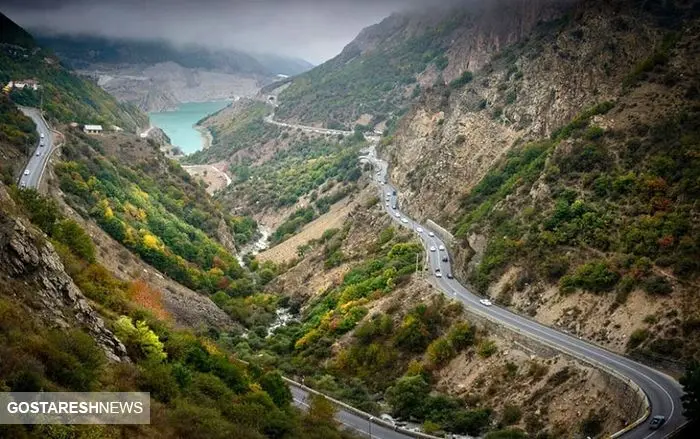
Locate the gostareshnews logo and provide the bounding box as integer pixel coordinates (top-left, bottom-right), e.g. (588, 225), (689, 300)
(0, 392), (150, 424)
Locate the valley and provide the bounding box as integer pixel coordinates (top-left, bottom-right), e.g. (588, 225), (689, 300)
(1, 1), (699, 439)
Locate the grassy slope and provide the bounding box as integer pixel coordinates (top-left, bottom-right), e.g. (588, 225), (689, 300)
(275, 13), (464, 128)
(0, 12), (147, 131)
(2, 183), (356, 439)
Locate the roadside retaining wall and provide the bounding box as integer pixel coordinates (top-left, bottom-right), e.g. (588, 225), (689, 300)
(426, 219), (455, 247)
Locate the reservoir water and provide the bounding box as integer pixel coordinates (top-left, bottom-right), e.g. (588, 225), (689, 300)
(149, 100), (230, 154)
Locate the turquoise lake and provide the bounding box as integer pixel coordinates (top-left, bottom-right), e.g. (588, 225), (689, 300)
(149, 100), (230, 154)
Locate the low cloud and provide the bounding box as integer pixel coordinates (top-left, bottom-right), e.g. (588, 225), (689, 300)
(3, 0), (434, 63)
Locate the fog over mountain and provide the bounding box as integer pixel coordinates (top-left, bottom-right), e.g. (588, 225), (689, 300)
(2, 0), (436, 63)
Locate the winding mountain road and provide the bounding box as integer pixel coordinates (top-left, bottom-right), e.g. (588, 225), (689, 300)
(361, 144), (686, 439)
(265, 109), (687, 439)
(17, 107), (55, 190)
(17, 100), (685, 438)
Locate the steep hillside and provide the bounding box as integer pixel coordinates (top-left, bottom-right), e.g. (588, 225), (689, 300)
(376, 0), (699, 366)
(186, 99), (281, 165)
(258, 192), (640, 438)
(0, 94), (37, 181)
(275, 0), (572, 129)
(0, 12), (147, 130)
(185, 99), (367, 249)
(54, 128), (258, 293)
(0, 182), (356, 439)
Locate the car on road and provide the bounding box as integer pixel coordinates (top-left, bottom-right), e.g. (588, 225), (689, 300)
(401, 217), (408, 224)
(23, 170), (30, 176)
(649, 415), (666, 430)
(428, 231), (435, 237)
(20, 182), (26, 188)
(479, 298), (493, 306)
(394, 212), (401, 218)
(429, 246), (436, 252)
(416, 226), (423, 233)
(35, 151), (41, 156)
(438, 244), (445, 251)
(442, 256), (448, 262)
(392, 189), (396, 195)
(446, 273), (454, 279)
(386, 201), (390, 206)
(435, 269), (442, 278)
(40, 142), (44, 147)
(40, 133), (44, 139)
(386, 191), (391, 196)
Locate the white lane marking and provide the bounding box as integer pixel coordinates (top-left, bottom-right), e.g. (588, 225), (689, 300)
(366, 154), (678, 435)
(446, 280), (676, 424)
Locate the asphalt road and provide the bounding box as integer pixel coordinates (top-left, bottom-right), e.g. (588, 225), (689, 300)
(361, 144), (686, 439)
(291, 386), (417, 439)
(17, 107), (54, 190)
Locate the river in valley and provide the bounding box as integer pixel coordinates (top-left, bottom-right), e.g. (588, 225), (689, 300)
(149, 100), (231, 154)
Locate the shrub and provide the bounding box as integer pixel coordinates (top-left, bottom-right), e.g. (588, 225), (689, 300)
(477, 339), (497, 358)
(560, 260), (620, 293)
(628, 328), (650, 349)
(114, 316), (167, 362)
(450, 71), (474, 89)
(642, 275), (673, 295)
(385, 375), (430, 419)
(449, 408), (492, 436)
(448, 322), (476, 350)
(426, 337), (456, 367)
(501, 404), (522, 425)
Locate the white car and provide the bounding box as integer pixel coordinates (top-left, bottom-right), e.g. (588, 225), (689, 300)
(386, 191), (391, 196)
(416, 227), (423, 233)
(439, 244), (446, 251)
(429, 246), (436, 252)
(35, 151), (41, 156)
(401, 217), (408, 224)
(394, 212), (401, 218)
(428, 231), (435, 237)
(435, 270), (442, 278)
(40, 133), (45, 139)
(23, 170), (30, 176)
(479, 298), (493, 306)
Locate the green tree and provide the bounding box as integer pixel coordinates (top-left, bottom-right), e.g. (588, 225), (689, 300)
(426, 337), (455, 367)
(385, 375), (430, 419)
(114, 316), (167, 362)
(259, 371), (292, 408)
(680, 361), (700, 421)
(52, 219), (96, 262)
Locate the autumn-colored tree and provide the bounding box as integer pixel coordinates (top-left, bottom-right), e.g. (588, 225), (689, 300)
(127, 279), (170, 321)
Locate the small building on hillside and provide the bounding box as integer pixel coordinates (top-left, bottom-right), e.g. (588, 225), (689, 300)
(83, 124), (103, 135)
(5, 79), (40, 91)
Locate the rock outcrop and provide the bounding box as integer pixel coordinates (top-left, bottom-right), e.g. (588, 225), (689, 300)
(0, 189), (129, 363)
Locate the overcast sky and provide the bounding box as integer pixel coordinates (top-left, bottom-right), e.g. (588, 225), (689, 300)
(1, 0), (429, 64)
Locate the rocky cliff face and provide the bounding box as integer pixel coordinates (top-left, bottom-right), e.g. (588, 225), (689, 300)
(0, 187), (128, 362)
(384, 0), (675, 224)
(382, 0), (699, 365)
